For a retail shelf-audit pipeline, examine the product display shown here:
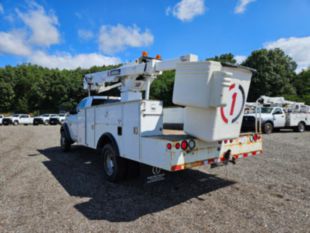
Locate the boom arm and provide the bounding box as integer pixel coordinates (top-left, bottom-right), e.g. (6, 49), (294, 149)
(84, 54), (198, 101)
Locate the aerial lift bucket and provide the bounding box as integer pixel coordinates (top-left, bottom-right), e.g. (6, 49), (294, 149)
(173, 61), (254, 142)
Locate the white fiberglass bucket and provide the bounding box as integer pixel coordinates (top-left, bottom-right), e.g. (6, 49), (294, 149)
(173, 61), (253, 142)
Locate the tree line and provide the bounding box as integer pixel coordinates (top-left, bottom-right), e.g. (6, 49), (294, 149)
(0, 48), (309, 114)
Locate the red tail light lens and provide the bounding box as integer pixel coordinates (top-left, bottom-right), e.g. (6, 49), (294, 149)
(167, 143), (172, 150)
(181, 140), (188, 150)
(175, 143), (180, 149)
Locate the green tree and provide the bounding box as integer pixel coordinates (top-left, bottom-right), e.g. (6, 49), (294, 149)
(293, 68), (310, 96)
(150, 70), (175, 106)
(0, 81), (15, 112)
(207, 53), (237, 64)
(242, 48), (297, 101)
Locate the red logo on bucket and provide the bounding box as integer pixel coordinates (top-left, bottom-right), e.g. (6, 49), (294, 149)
(220, 83), (245, 124)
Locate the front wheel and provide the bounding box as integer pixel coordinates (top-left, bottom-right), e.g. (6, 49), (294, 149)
(295, 122), (305, 132)
(13, 121), (19, 126)
(60, 131), (71, 152)
(263, 122), (273, 134)
(101, 144), (127, 182)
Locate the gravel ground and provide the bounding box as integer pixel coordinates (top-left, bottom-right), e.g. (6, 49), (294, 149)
(0, 126), (309, 233)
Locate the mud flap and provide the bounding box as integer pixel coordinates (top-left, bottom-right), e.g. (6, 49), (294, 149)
(139, 164), (166, 184)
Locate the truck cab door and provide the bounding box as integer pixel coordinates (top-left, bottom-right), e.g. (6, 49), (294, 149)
(76, 98), (89, 145)
(20, 115), (27, 124)
(272, 108), (286, 127)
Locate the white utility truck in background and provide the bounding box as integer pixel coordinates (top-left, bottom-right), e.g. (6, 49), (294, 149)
(242, 96), (310, 134)
(2, 114), (33, 126)
(33, 114), (58, 125)
(61, 53), (263, 182)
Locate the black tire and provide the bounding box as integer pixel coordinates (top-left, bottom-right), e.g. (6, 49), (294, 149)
(44, 120), (49, 125)
(263, 122), (273, 134)
(101, 143), (127, 182)
(60, 131), (71, 152)
(13, 121), (19, 126)
(295, 122), (305, 133)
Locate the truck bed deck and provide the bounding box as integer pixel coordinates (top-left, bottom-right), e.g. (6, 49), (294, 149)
(143, 129), (192, 141)
(144, 129), (256, 142)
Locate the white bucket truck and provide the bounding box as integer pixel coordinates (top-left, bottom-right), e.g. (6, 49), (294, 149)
(61, 53), (262, 182)
(243, 96), (310, 134)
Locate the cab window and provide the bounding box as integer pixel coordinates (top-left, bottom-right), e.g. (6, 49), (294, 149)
(273, 108), (283, 115)
(77, 98), (88, 112)
(91, 98), (119, 106)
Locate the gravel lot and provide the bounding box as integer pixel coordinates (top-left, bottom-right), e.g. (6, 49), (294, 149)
(0, 126), (309, 233)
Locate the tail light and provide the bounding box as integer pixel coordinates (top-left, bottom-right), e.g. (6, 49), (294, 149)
(181, 140), (188, 150)
(167, 143), (172, 150)
(175, 142), (180, 149)
(253, 134), (258, 142)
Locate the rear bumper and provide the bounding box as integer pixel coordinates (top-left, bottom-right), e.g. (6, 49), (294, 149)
(140, 133), (263, 172)
(171, 149), (263, 171)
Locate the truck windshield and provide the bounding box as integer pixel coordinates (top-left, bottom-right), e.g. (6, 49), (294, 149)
(259, 107), (273, 113)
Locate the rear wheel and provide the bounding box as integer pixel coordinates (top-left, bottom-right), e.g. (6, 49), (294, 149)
(101, 143), (127, 182)
(60, 131), (71, 152)
(263, 122), (273, 134)
(295, 122), (305, 132)
(13, 121), (19, 126)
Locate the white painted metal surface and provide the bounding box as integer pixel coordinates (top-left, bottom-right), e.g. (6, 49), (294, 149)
(64, 53), (262, 174)
(163, 108), (184, 125)
(173, 62), (253, 141)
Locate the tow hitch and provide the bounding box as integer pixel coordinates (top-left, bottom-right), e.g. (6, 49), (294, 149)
(211, 150), (235, 168)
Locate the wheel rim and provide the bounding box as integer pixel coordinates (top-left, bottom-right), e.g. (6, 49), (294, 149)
(104, 151), (115, 176)
(265, 124), (271, 133)
(299, 124), (305, 132)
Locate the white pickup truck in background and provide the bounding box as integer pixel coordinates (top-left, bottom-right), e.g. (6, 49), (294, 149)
(49, 113), (68, 125)
(2, 114), (33, 125)
(33, 114), (58, 125)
